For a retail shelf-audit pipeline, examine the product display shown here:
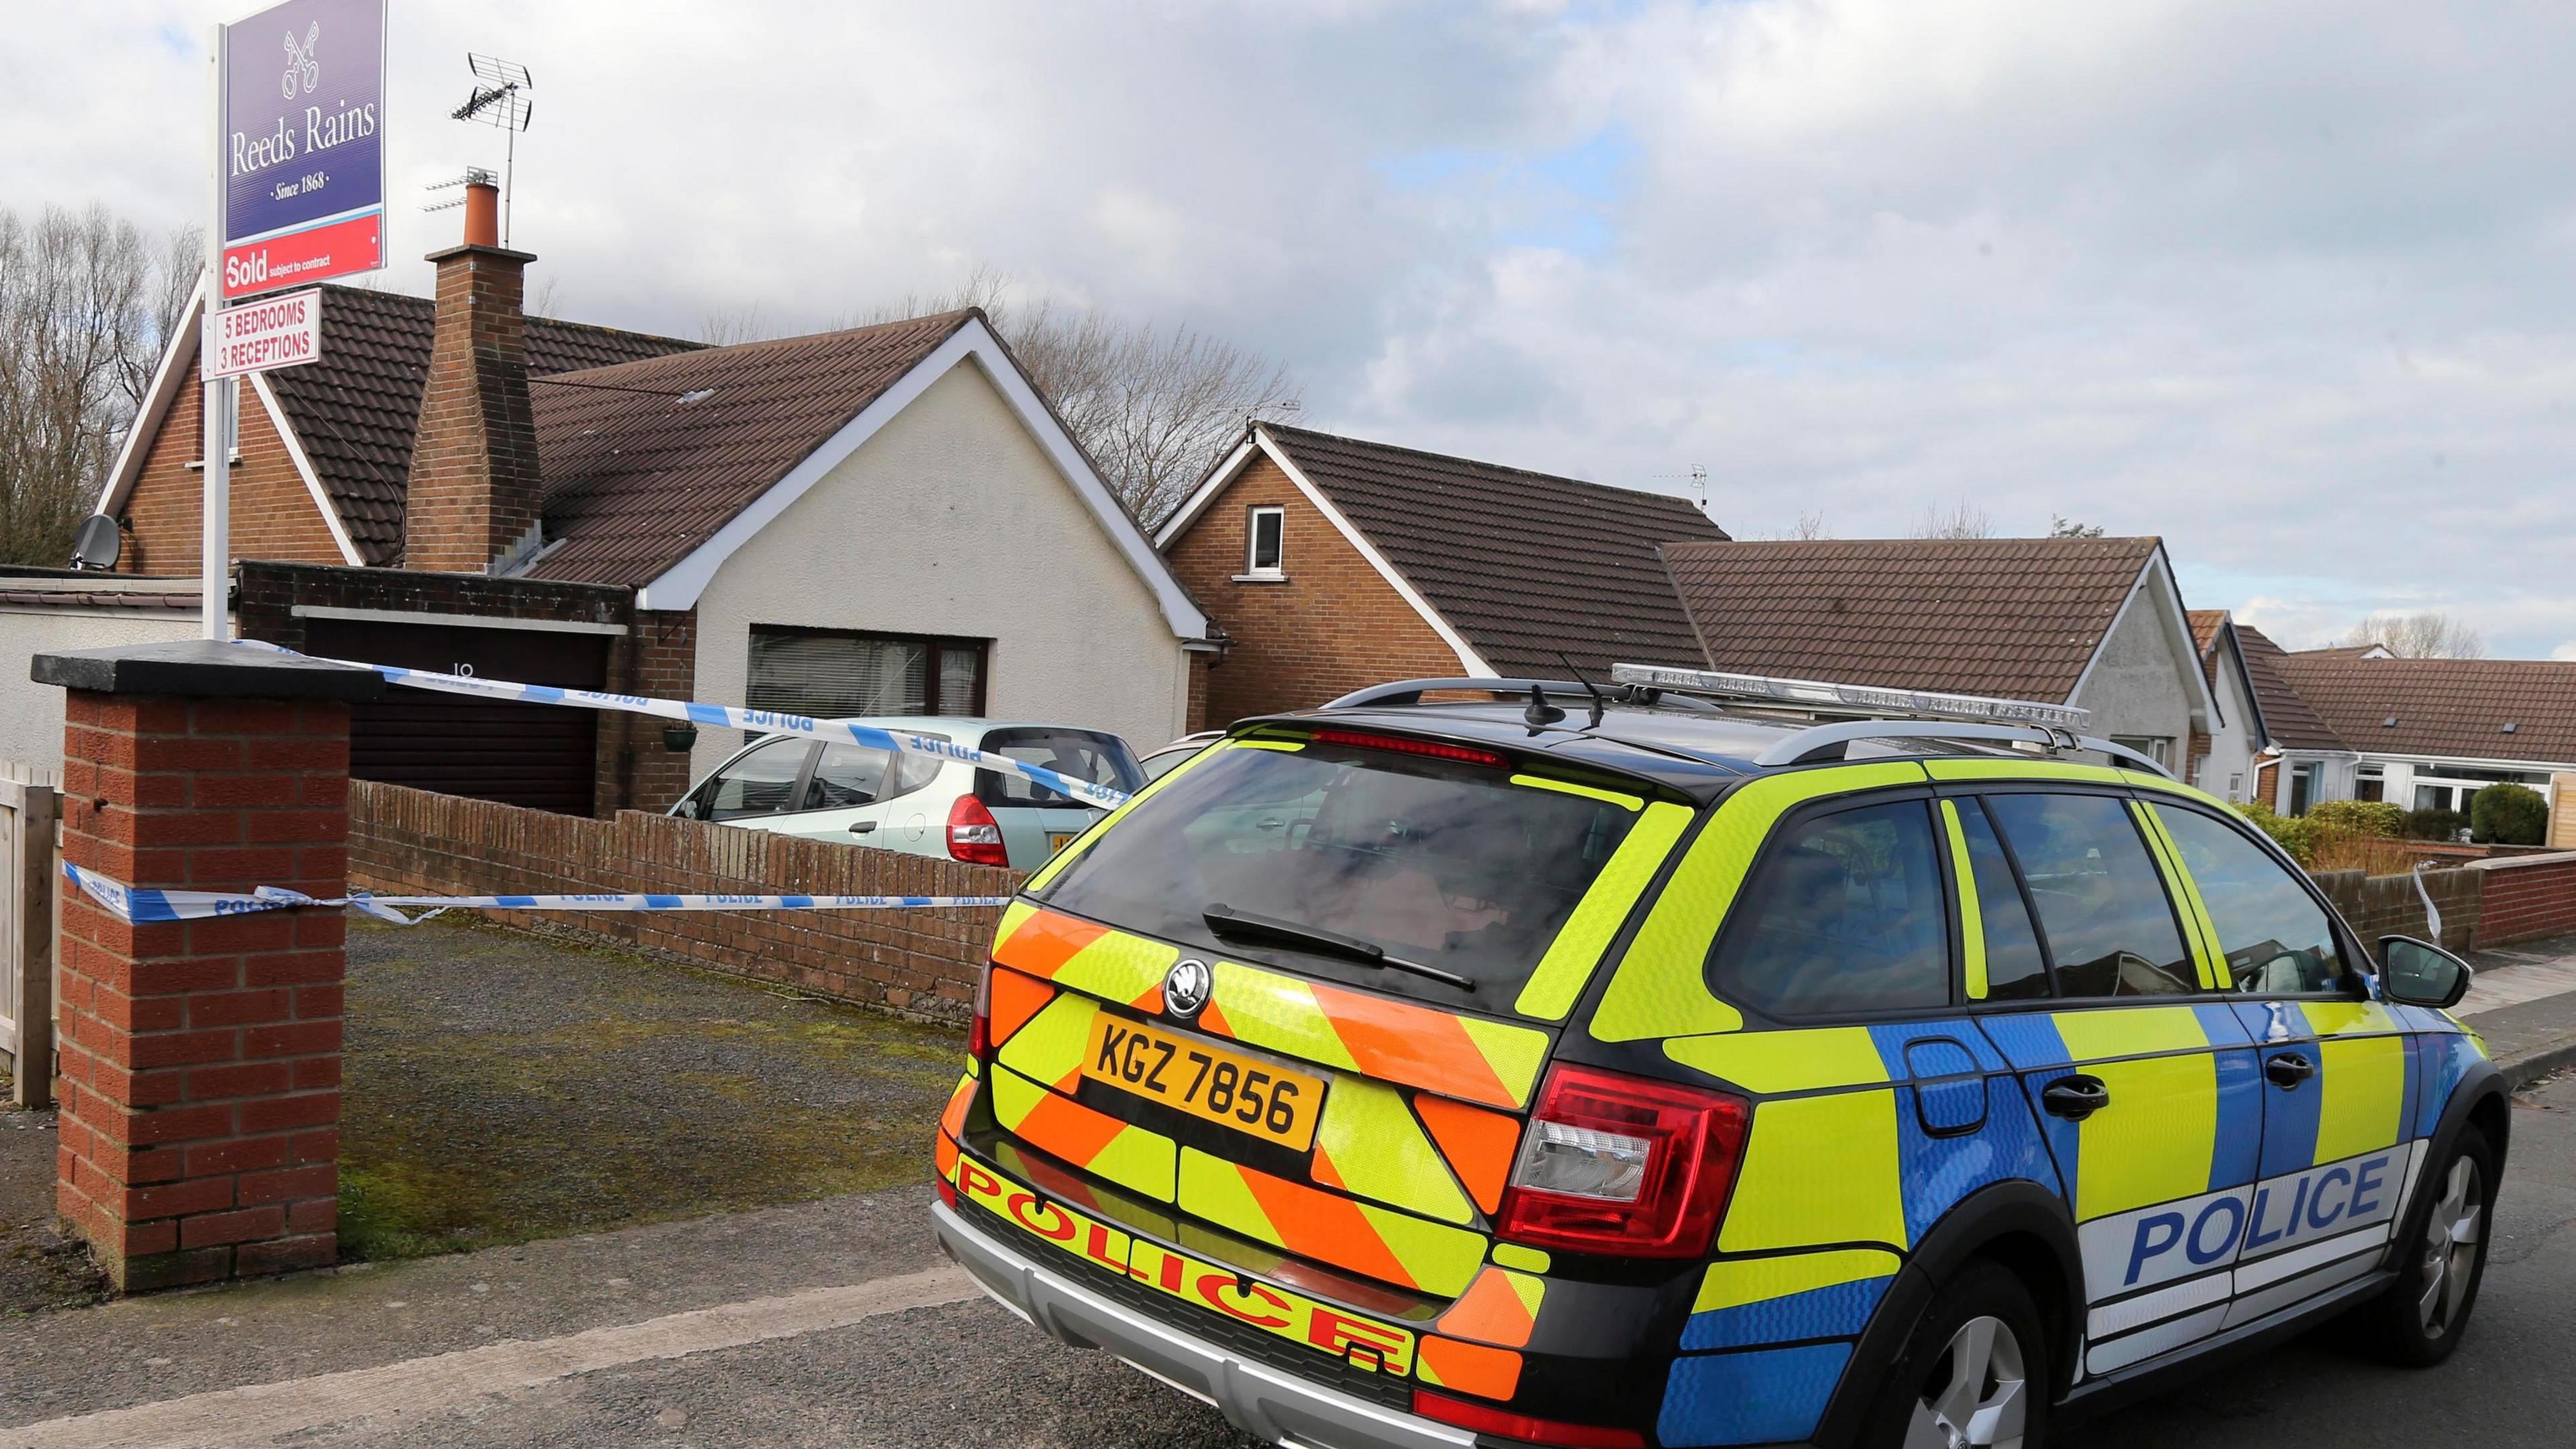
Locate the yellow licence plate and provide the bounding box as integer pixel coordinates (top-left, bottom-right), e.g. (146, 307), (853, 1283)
(1047, 830), (1080, 855)
(1082, 1016), (1326, 1152)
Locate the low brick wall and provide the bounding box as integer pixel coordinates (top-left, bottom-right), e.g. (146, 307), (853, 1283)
(2464, 853), (2576, 949)
(2311, 866), (2483, 955)
(347, 782), (1014, 1020)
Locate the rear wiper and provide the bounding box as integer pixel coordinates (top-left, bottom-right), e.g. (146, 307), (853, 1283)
(1202, 904), (1476, 991)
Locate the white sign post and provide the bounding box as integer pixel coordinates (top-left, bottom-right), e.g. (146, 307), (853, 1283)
(207, 290), (324, 380)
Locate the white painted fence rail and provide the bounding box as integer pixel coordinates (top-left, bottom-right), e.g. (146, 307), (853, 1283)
(1, 761), (59, 1110)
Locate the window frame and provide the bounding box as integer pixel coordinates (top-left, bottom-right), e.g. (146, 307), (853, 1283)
(681, 736), (822, 822)
(2144, 796), (2372, 1003)
(744, 624), (989, 720)
(1700, 784), (1968, 1025)
(1240, 504), (1287, 581)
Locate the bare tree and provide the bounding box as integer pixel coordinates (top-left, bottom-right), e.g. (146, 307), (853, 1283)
(848, 268), (1299, 526)
(1766, 510), (1829, 540)
(2049, 515), (2106, 538)
(1, 205), (194, 568)
(697, 303), (775, 346)
(2345, 611), (2487, 659)
(1908, 499), (1994, 539)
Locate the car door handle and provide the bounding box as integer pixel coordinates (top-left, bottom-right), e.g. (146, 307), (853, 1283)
(2264, 1052), (2316, 1089)
(847, 821), (877, 835)
(2040, 1075), (2110, 1121)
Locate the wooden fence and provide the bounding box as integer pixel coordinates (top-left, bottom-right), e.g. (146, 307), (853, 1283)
(1, 762), (60, 1110)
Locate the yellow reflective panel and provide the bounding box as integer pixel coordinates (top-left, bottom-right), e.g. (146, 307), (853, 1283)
(1509, 773), (1644, 811)
(1941, 800), (1988, 1000)
(1693, 1247), (1902, 1314)
(2304, 1001), (2399, 1038)
(1925, 759), (2125, 785)
(1053, 928), (1183, 1008)
(2052, 1004), (2208, 1059)
(1490, 1242), (1552, 1274)
(992, 899), (1038, 955)
(2132, 802), (2229, 991)
(1665, 1028), (1891, 1095)
(1207, 963), (1364, 1072)
(1517, 802), (1693, 1020)
(1177, 1148), (1279, 1242)
(997, 993), (1100, 1090)
(1591, 763), (1930, 1043)
(1718, 1089), (1907, 1252)
(1313, 1076), (1474, 1226)
(2073, 1051), (2217, 1221)
(2314, 1036), (2406, 1165)
(2120, 769), (2225, 806)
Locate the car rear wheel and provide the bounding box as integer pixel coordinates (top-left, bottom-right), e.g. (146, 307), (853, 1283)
(2354, 1129), (2494, 1366)
(1864, 1260), (2049, 1449)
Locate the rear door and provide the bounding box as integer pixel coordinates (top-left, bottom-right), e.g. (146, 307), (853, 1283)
(972, 726), (1145, 868)
(1964, 788), (2263, 1376)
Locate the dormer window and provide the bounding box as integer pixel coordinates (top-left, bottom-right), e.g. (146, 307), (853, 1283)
(1240, 504), (1285, 581)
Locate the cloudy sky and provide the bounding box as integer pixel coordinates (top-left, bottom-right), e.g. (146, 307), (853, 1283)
(13, 1), (2574, 653)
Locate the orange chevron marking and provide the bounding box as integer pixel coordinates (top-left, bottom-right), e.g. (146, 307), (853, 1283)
(1418, 1335), (1523, 1399)
(1195, 998), (1236, 1037)
(987, 968), (1056, 1049)
(1413, 1095), (1522, 1214)
(939, 1077), (976, 1140)
(1236, 1163), (1418, 1289)
(934, 1130), (959, 1181)
(1310, 981), (1517, 1108)
(1436, 1267), (1538, 1348)
(992, 909), (1109, 979)
(1014, 1083), (1131, 1169)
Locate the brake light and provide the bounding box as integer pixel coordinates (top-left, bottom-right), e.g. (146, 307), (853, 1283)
(947, 794), (1010, 867)
(1309, 727), (1506, 769)
(1497, 1064), (1747, 1258)
(1411, 1391), (1644, 1448)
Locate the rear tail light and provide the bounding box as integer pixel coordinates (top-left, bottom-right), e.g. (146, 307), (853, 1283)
(1411, 1391), (1645, 1448)
(968, 962), (993, 1059)
(1497, 1063), (1748, 1258)
(947, 794), (1010, 867)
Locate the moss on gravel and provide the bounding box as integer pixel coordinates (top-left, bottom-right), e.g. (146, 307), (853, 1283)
(340, 916), (965, 1262)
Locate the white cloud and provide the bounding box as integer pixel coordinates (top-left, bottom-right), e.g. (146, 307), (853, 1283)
(9, 1), (2575, 653)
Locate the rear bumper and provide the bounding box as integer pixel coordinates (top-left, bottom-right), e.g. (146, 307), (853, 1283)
(932, 1200), (1475, 1449)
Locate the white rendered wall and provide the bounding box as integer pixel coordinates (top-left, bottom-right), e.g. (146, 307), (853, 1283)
(2072, 580), (2195, 763)
(690, 360), (1189, 776)
(0, 610), (199, 772)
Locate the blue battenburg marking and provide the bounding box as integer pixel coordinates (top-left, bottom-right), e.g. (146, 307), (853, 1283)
(2194, 1002), (2254, 1049)
(2257, 1043), (2324, 1181)
(1974, 1011), (2072, 1071)
(1658, 1343), (1853, 1446)
(1894, 1075), (2059, 1245)
(2207, 1046), (2263, 1190)
(1682, 1277), (1892, 1350)
(2400, 1034), (2424, 1142)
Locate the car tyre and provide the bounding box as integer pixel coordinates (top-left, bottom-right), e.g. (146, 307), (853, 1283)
(2353, 1128), (2495, 1366)
(1862, 1259), (2051, 1449)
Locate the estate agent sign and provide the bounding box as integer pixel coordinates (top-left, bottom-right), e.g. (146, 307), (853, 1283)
(218, 0), (387, 301)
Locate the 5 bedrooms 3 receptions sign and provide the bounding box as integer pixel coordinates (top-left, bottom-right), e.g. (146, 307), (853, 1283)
(219, 0), (386, 301)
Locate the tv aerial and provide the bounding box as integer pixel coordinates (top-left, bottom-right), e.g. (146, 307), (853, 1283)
(449, 54), (534, 245)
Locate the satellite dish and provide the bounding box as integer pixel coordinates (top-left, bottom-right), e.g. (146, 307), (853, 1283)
(70, 515), (121, 571)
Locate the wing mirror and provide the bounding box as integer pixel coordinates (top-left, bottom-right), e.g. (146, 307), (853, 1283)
(2379, 936), (2473, 1010)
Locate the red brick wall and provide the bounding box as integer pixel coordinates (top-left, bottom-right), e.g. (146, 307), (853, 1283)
(615, 609), (700, 813)
(347, 781), (1014, 1020)
(2467, 853), (2576, 949)
(1164, 457), (1467, 727)
(117, 360), (350, 575)
(53, 694), (347, 1289)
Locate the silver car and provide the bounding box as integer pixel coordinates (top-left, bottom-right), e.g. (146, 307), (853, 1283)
(667, 718), (1145, 872)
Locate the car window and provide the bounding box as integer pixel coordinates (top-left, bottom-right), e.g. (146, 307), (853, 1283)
(1141, 745), (1206, 781)
(692, 737), (814, 822)
(1710, 799), (1951, 1016)
(1982, 793), (2196, 998)
(1949, 798), (2053, 1000)
(2153, 805), (2349, 994)
(802, 742), (894, 811)
(975, 728), (1144, 808)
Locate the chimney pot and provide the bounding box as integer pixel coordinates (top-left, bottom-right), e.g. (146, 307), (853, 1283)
(464, 181), (500, 249)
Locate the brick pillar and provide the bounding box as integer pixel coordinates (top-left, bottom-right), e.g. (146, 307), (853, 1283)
(403, 191), (541, 575)
(31, 640), (382, 1291)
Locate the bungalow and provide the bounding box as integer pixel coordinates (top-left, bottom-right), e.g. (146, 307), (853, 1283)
(63, 180), (1211, 813)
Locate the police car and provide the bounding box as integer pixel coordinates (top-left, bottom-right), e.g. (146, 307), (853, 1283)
(930, 665), (2504, 1449)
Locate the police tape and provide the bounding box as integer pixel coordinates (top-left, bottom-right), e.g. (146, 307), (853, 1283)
(64, 861), (1010, 928)
(227, 639), (1134, 810)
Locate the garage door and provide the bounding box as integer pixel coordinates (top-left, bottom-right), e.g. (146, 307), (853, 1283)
(302, 619), (608, 816)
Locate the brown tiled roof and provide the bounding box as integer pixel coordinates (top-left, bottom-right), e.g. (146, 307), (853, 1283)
(1656, 537), (2160, 702)
(261, 285), (702, 566)
(526, 313), (975, 588)
(2271, 653), (2576, 765)
(2233, 626), (2345, 751)
(1257, 423), (1729, 678)
(2188, 608), (2227, 657)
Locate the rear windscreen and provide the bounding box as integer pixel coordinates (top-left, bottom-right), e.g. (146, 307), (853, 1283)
(974, 728), (1146, 808)
(1033, 738), (1646, 995)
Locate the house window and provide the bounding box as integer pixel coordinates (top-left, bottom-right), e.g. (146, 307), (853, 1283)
(2290, 761), (2320, 816)
(1242, 505), (1285, 580)
(746, 626), (987, 719)
(2110, 736), (2170, 767)
(2356, 766), (2385, 804)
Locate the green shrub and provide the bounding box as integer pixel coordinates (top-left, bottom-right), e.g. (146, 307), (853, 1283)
(2471, 783), (2548, 846)
(2308, 800), (2404, 837)
(2403, 808), (2468, 842)
(2235, 802), (2318, 866)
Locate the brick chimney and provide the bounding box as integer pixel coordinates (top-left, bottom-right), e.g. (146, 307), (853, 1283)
(404, 179), (544, 573)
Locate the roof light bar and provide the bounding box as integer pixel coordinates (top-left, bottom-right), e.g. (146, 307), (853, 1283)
(1609, 663), (2090, 729)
